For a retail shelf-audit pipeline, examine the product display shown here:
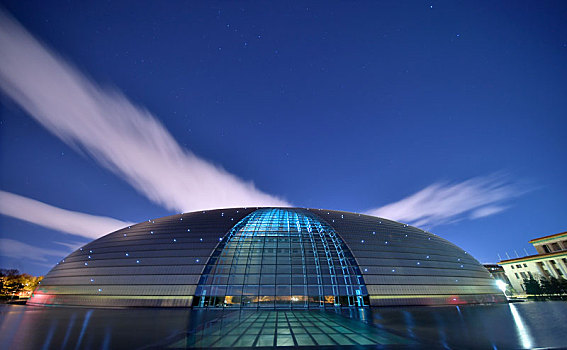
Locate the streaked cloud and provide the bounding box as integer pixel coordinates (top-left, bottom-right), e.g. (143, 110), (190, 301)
(0, 239), (68, 262)
(0, 190), (132, 239)
(366, 174), (527, 227)
(0, 10), (289, 213)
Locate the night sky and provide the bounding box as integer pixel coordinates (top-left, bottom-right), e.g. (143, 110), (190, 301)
(1, 1), (566, 276)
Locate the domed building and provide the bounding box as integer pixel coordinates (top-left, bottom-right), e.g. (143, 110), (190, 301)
(28, 208), (505, 308)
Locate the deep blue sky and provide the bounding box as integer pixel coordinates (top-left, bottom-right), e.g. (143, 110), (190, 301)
(1, 1), (566, 275)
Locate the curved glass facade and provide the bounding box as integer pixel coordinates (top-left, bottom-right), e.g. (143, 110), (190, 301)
(28, 207), (506, 308)
(194, 208), (367, 308)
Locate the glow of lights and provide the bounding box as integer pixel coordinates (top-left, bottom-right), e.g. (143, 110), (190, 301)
(509, 303), (533, 349)
(84, 262), (88, 266)
(496, 279), (507, 293)
(90, 279), (94, 282)
(136, 260), (140, 263)
(196, 259), (200, 263)
(98, 288), (102, 292)
(125, 253), (129, 256)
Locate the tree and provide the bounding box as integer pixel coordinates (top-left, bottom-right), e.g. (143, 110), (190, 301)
(0, 269), (43, 298)
(523, 276), (542, 296)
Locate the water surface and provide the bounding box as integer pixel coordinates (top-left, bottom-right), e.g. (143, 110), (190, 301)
(1, 301), (566, 349)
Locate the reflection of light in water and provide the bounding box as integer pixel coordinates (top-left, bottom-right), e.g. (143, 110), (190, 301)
(40, 320), (57, 350)
(61, 313), (77, 349)
(402, 311), (415, 339)
(75, 310), (93, 349)
(102, 326), (112, 350)
(509, 304), (532, 349)
(432, 312), (449, 349)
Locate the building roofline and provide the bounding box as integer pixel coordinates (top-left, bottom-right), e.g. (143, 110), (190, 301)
(528, 231), (567, 244)
(499, 251), (567, 264)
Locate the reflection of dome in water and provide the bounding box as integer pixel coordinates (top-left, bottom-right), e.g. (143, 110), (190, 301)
(28, 208), (506, 308)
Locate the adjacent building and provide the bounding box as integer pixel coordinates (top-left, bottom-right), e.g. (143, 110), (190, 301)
(28, 207), (505, 308)
(499, 231), (567, 293)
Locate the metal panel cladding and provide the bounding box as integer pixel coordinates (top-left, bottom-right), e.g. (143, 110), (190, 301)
(28, 207), (505, 308)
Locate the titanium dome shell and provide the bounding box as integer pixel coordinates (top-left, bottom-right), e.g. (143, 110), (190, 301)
(28, 208), (506, 308)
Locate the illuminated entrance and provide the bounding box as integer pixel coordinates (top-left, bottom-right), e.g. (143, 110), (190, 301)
(194, 208), (368, 308)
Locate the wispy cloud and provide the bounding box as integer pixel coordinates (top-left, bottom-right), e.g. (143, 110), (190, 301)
(0, 190), (132, 239)
(366, 174), (528, 227)
(0, 10), (289, 213)
(0, 239), (68, 262)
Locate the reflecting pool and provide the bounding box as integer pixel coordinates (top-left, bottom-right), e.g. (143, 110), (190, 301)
(1, 301), (566, 349)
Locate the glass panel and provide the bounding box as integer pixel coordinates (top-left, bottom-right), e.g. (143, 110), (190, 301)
(194, 208), (368, 308)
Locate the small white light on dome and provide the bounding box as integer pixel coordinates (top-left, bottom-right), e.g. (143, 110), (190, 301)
(219, 237), (222, 241)
(98, 288), (102, 292)
(124, 233), (127, 237)
(361, 239), (364, 243)
(416, 262), (420, 265)
(88, 256), (91, 259)
(84, 262), (88, 266)
(187, 229), (190, 232)
(173, 239), (177, 242)
(200, 238), (203, 242)
(136, 260), (140, 263)
(151, 231), (154, 234)
(196, 259), (200, 263)
(89, 250), (92, 253)
(460, 265), (464, 268)
(392, 269), (396, 272)
(90, 279), (94, 282)
(125, 253), (129, 256)
(364, 268), (368, 272)
(426, 256), (430, 259)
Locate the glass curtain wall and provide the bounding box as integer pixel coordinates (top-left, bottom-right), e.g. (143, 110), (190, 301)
(194, 208), (368, 308)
